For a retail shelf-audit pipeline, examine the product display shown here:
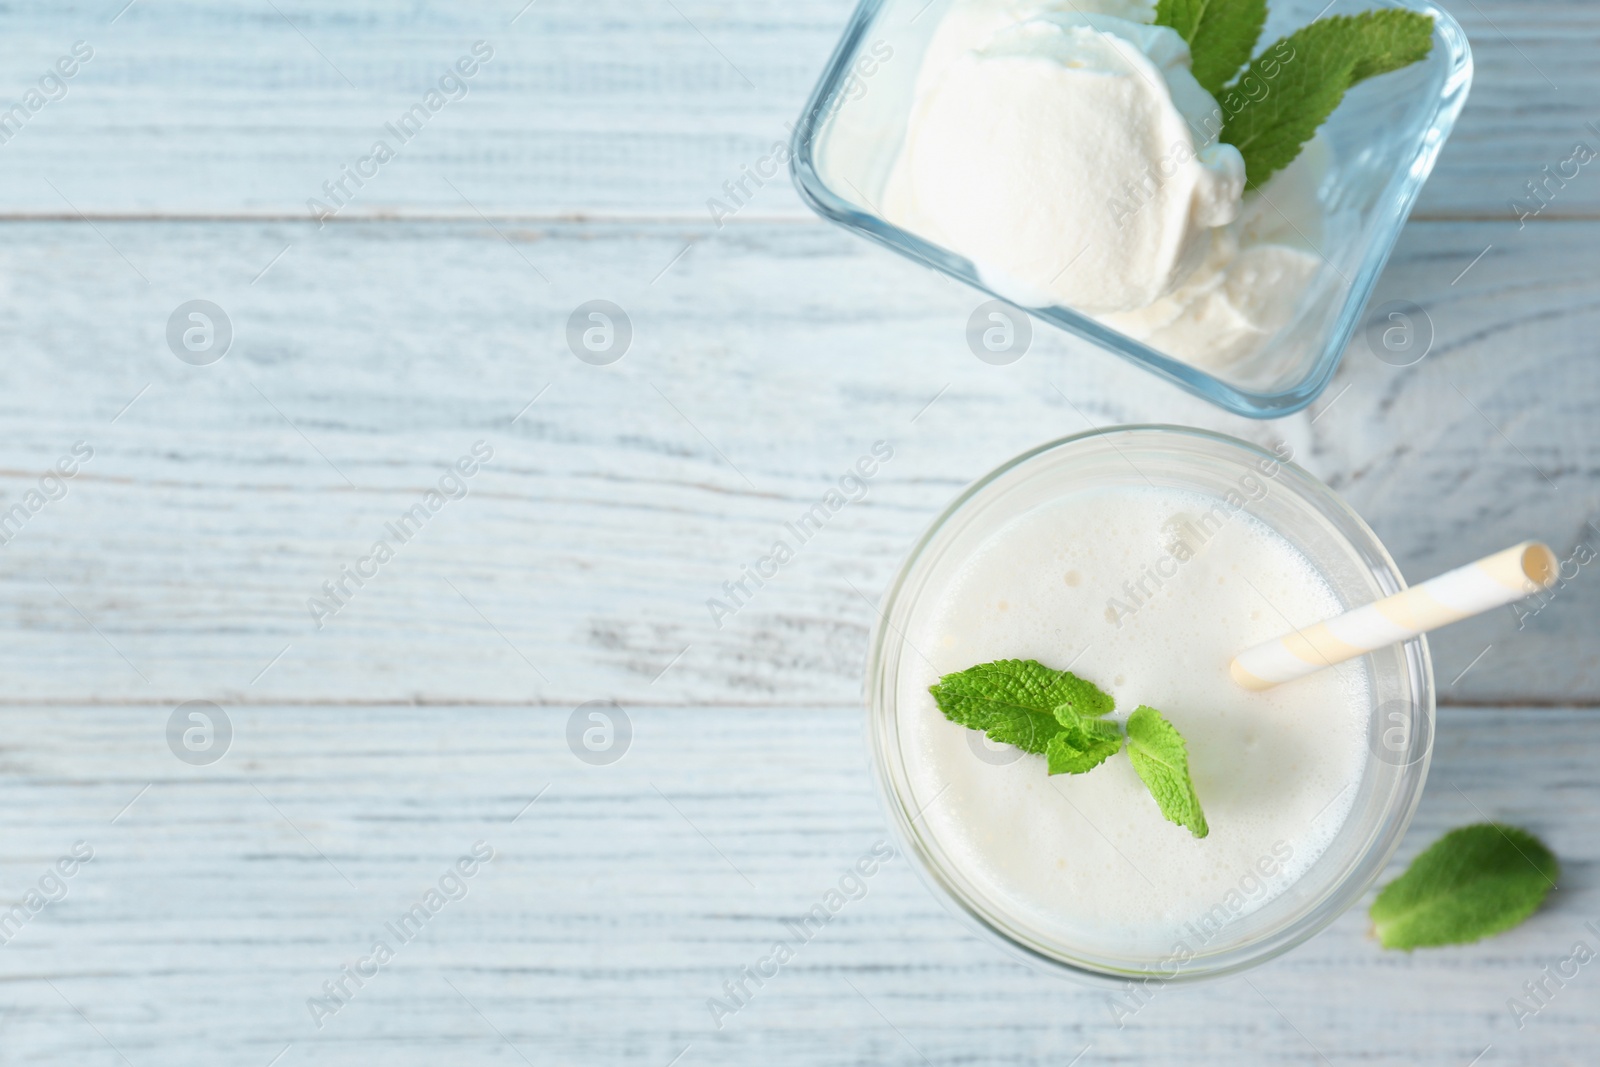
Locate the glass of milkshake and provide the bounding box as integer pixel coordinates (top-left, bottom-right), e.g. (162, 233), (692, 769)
(866, 426), (1433, 980)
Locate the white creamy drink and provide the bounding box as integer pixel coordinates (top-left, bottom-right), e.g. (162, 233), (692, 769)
(896, 483), (1369, 953)
(879, 0), (1326, 368)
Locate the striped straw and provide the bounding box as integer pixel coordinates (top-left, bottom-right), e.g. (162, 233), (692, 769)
(1230, 541), (1559, 691)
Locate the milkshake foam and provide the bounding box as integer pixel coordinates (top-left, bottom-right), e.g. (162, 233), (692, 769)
(896, 483), (1369, 952)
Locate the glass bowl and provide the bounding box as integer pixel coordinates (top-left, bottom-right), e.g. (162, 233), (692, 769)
(790, 0), (1472, 417)
(865, 426), (1434, 981)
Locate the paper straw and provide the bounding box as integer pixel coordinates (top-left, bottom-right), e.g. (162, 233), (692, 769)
(1230, 541), (1559, 691)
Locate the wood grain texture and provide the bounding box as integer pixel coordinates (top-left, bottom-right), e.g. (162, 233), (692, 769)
(2, 2), (1597, 1063)
(0, 220), (1592, 707)
(0, 0), (1590, 218)
(0, 705), (1594, 1066)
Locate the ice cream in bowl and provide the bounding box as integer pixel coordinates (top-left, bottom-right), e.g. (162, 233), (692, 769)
(791, 0), (1471, 416)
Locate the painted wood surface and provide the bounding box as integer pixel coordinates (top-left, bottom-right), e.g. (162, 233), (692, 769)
(0, 705), (1595, 1066)
(1, 0), (1597, 1063)
(0, 220), (1593, 708)
(0, 0), (1590, 219)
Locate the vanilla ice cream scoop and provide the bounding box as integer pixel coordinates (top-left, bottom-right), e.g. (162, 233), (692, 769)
(887, 11), (1246, 313)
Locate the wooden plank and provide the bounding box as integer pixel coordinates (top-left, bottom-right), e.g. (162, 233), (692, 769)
(0, 218), (1592, 706)
(0, 704), (1593, 1065)
(0, 0), (1593, 218)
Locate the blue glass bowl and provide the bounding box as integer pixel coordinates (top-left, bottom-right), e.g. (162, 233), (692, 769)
(790, 0), (1472, 418)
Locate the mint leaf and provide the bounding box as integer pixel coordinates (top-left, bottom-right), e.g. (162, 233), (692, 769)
(1048, 667), (1116, 723)
(1047, 716), (1123, 775)
(1370, 824), (1559, 949)
(1155, 0), (1267, 96)
(928, 659), (1112, 757)
(1155, 0), (1208, 43)
(1220, 10), (1434, 188)
(1125, 706), (1208, 838)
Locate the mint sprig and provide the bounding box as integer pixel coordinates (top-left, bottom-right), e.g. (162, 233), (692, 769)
(928, 659), (1205, 837)
(1370, 824), (1559, 949)
(927, 658), (1114, 757)
(1125, 706), (1209, 838)
(1047, 715), (1124, 775)
(1222, 11), (1433, 188)
(1155, 3), (1435, 189)
(1156, 0), (1267, 96)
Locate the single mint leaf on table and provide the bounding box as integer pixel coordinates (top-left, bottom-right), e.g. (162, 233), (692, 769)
(1221, 10), (1434, 188)
(1370, 824), (1559, 949)
(1155, 0), (1268, 97)
(928, 659), (1113, 761)
(1125, 705), (1209, 838)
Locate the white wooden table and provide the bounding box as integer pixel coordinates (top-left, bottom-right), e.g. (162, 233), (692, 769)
(0, 2), (1596, 1064)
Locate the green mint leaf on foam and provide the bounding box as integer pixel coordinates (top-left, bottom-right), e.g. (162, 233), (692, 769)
(1156, 1), (1434, 189)
(927, 659), (1114, 757)
(929, 660), (1205, 835)
(1370, 824), (1560, 949)
(1046, 716), (1124, 776)
(1125, 705), (1209, 839)
(1155, 0), (1267, 97)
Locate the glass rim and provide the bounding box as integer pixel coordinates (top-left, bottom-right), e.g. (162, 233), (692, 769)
(864, 424), (1436, 982)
